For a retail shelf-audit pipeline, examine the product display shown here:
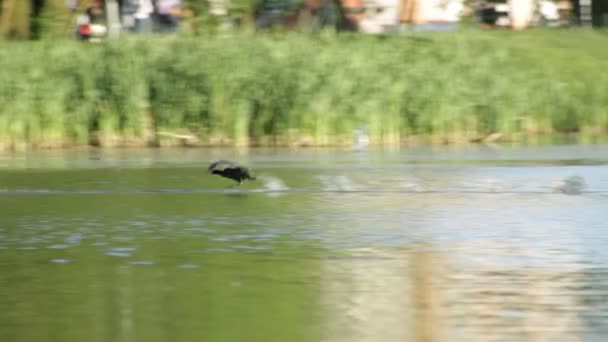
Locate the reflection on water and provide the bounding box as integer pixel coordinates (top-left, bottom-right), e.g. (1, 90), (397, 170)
(1, 145), (608, 342)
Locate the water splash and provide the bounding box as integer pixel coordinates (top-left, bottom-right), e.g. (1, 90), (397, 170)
(260, 176), (288, 191)
(257, 175), (289, 196)
(318, 175), (359, 191)
(550, 175), (587, 195)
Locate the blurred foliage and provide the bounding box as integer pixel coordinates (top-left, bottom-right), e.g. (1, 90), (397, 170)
(0, 30), (607, 149)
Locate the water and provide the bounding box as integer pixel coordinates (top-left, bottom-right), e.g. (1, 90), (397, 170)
(1, 145), (608, 342)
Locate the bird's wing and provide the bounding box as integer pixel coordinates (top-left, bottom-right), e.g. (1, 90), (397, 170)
(208, 160), (236, 172)
(208, 161), (220, 172)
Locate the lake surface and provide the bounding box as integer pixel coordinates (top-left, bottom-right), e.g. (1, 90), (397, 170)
(1, 145), (608, 342)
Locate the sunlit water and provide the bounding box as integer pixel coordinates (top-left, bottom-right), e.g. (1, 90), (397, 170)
(1, 145), (608, 342)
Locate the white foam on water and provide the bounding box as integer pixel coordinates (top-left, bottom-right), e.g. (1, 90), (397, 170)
(317, 175), (359, 191)
(128, 260), (156, 265)
(400, 182), (425, 192)
(256, 175), (289, 196)
(104, 246), (136, 258)
(47, 244), (70, 249)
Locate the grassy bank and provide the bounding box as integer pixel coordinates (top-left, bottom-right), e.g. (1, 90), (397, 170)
(0, 30), (607, 150)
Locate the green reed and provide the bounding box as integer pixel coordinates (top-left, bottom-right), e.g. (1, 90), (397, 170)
(0, 29), (607, 150)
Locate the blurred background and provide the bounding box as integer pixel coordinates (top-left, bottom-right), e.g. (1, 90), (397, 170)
(1, 1), (608, 342)
(2, 0), (608, 40)
(0, 0), (607, 149)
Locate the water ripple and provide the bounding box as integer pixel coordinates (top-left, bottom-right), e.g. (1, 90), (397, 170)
(0, 188), (605, 195)
(128, 260), (155, 265)
(104, 246), (136, 258)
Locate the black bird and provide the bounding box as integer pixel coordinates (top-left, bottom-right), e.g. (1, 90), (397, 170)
(208, 160), (256, 186)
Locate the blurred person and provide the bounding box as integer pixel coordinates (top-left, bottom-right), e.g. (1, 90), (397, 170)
(77, 0), (108, 41)
(87, 0), (107, 25)
(66, 0), (79, 13)
(116, 0), (138, 30)
(254, 0), (285, 29)
(157, 0), (182, 33)
(76, 13), (92, 40)
(539, 0), (559, 26)
(133, 0), (155, 33)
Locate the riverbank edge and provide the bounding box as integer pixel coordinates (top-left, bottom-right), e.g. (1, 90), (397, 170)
(1, 131), (606, 153)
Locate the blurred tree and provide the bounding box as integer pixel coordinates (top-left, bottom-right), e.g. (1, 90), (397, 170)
(1, 0), (31, 38)
(1, 0), (77, 39)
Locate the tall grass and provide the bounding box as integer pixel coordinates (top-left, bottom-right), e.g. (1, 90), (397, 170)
(0, 29), (607, 150)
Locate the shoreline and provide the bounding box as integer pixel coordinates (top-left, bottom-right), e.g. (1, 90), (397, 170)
(1, 132), (606, 153)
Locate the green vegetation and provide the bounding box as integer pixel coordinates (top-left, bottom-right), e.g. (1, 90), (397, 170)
(0, 29), (607, 150)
